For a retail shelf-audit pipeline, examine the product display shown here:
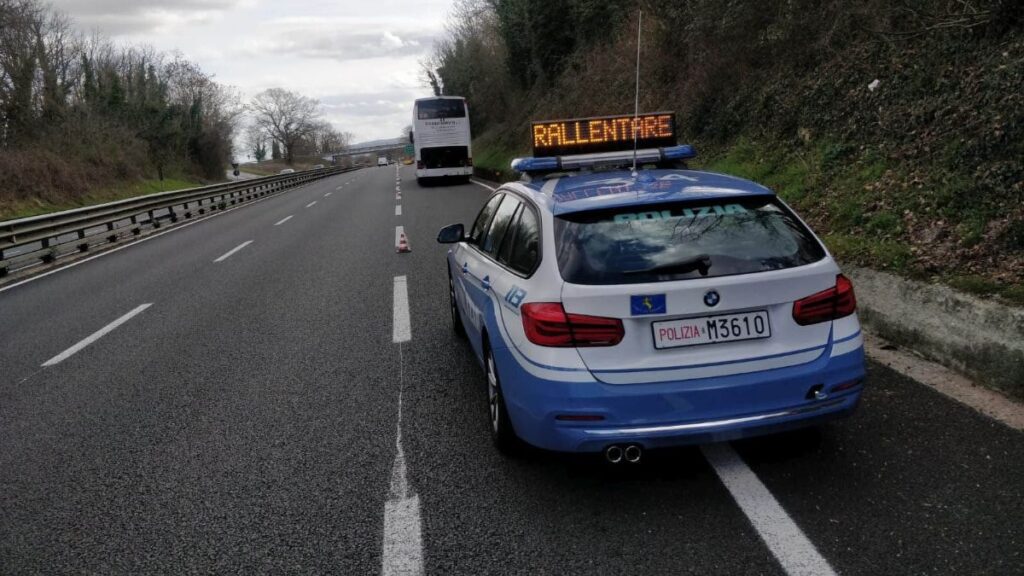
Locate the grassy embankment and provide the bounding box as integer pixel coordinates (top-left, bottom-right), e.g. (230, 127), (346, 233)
(240, 159), (322, 176)
(1, 175), (205, 221)
(455, 3), (1023, 305)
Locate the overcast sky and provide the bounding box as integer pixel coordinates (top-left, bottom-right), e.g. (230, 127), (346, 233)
(50, 0), (454, 146)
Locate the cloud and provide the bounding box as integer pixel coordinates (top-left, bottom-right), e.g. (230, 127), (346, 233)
(48, 0), (449, 141)
(241, 19), (439, 62)
(49, 0), (248, 35)
(319, 91), (413, 117)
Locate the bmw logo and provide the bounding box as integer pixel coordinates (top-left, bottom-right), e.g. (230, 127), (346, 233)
(703, 290), (720, 307)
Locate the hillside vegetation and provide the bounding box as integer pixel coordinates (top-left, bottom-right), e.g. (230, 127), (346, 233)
(432, 0), (1024, 301)
(0, 0), (239, 220)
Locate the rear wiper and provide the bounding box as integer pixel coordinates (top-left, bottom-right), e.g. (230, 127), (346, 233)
(624, 254), (712, 276)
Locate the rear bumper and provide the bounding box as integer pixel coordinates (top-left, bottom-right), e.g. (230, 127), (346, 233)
(416, 167), (472, 178)
(493, 339), (866, 453)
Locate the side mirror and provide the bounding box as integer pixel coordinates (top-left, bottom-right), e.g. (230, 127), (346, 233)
(437, 223), (465, 244)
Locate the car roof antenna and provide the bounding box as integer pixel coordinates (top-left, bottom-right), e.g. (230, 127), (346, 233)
(631, 10), (643, 179)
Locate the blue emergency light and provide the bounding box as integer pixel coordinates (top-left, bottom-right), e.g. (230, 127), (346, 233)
(511, 144), (697, 175)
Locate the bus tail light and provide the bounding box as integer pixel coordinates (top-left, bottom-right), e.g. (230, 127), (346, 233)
(792, 275), (857, 326)
(416, 161), (424, 170)
(467, 157), (473, 167)
(522, 303), (623, 347)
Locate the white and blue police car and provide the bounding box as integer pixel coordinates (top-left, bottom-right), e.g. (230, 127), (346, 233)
(437, 112), (865, 462)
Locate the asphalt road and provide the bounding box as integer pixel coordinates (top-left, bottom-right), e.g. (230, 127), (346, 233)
(1, 164), (1021, 575)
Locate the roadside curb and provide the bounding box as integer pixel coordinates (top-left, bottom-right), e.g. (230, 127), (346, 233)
(847, 265), (1024, 403)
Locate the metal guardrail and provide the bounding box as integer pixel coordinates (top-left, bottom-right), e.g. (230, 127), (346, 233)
(0, 166), (357, 277)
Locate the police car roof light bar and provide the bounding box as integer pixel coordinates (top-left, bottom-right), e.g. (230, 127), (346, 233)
(510, 145), (696, 175)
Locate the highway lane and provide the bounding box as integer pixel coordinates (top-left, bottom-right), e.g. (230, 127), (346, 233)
(1, 163), (1022, 574)
(1, 167), (395, 573)
(396, 176), (784, 574)
(395, 168), (1024, 575)
(0, 169), (369, 385)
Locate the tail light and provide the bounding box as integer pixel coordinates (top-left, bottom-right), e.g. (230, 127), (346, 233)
(522, 303), (624, 347)
(792, 274), (857, 326)
(416, 161), (424, 169)
(467, 157), (473, 167)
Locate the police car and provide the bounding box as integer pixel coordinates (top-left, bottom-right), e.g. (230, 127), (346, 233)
(436, 112), (865, 462)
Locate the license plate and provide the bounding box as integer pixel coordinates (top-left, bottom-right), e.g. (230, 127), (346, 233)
(652, 310), (771, 349)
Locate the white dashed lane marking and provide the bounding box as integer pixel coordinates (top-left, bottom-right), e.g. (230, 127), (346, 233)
(392, 275), (411, 343)
(306, 201), (317, 208)
(274, 216), (293, 226)
(382, 276), (423, 576)
(394, 226), (402, 247)
(395, 205), (402, 216)
(41, 303), (152, 367)
(213, 240), (253, 263)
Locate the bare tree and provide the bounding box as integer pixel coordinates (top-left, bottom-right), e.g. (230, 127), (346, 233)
(244, 122), (267, 163)
(249, 87), (320, 165)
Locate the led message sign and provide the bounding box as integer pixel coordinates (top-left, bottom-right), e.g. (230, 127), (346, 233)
(531, 112), (676, 156)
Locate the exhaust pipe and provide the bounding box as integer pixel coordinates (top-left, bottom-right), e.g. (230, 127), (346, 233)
(624, 444), (642, 464)
(604, 445), (624, 464)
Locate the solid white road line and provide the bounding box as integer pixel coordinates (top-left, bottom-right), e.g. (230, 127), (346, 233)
(470, 178), (496, 191)
(213, 240), (253, 262)
(306, 201), (317, 208)
(701, 443), (837, 576)
(41, 303), (152, 367)
(274, 215), (293, 226)
(392, 275), (411, 343)
(395, 205), (402, 216)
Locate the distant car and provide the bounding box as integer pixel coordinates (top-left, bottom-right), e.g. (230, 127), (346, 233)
(313, 164), (325, 170)
(437, 111), (865, 462)
(378, 157), (388, 167)
(279, 168), (295, 174)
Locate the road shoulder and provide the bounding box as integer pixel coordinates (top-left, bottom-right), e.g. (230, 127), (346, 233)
(863, 330), (1024, 431)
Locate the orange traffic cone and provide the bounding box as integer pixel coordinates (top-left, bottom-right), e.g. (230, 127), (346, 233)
(396, 232), (412, 253)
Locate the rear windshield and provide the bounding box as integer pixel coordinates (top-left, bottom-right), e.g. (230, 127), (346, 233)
(416, 99), (466, 120)
(554, 198), (826, 285)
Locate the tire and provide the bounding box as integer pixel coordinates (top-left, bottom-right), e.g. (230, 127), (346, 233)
(485, 345), (521, 455)
(449, 272), (466, 339)
(416, 177), (428, 187)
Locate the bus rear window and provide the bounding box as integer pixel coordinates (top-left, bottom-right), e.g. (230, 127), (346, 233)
(417, 99), (466, 120)
(553, 198), (826, 285)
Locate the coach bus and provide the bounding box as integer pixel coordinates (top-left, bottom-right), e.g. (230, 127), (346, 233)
(411, 96), (472, 184)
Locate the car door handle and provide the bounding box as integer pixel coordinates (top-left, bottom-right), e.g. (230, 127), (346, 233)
(481, 275), (491, 291)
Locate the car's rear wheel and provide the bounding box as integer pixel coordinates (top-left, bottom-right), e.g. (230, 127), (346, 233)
(449, 272), (466, 339)
(485, 345), (520, 454)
